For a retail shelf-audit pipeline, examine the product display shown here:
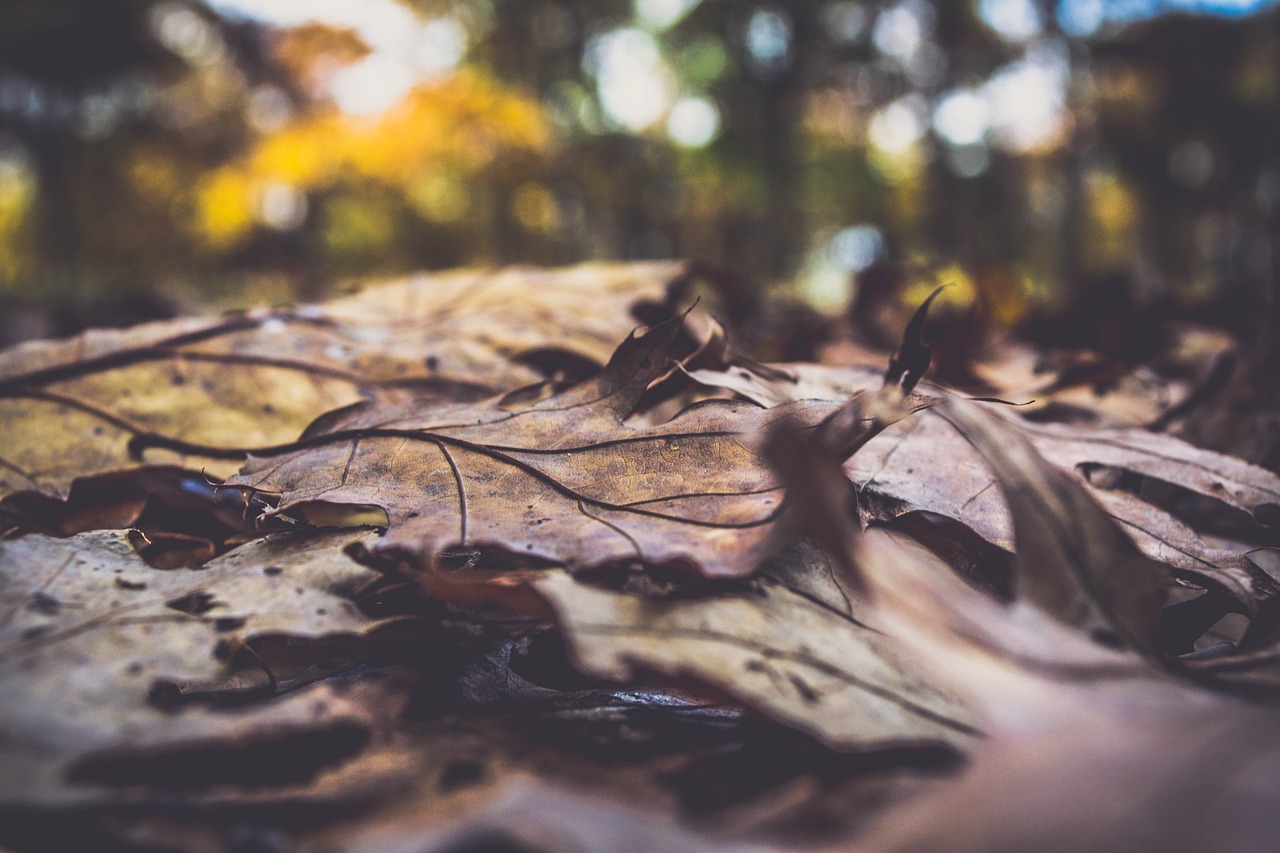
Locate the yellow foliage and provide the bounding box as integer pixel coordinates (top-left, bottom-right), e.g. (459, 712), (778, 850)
(904, 264), (977, 312)
(512, 182), (559, 233)
(902, 262), (1030, 328)
(193, 168), (256, 249)
(189, 70), (550, 251)
(1085, 170), (1139, 266)
(408, 173), (470, 223)
(0, 163), (35, 285)
(323, 194), (397, 255)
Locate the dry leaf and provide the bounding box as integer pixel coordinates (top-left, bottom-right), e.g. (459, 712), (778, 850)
(768, 418), (1280, 853)
(534, 566), (977, 751)
(966, 326), (1235, 428)
(696, 360), (1280, 608)
(853, 407), (1279, 608)
(0, 529), (381, 804)
(935, 398), (1169, 649)
(227, 320), (843, 578)
(849, 532), (1280, 853)
(0, 262), (692, 500)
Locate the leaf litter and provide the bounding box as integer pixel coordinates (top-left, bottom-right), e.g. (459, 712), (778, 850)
(1, 264), (1279, 850)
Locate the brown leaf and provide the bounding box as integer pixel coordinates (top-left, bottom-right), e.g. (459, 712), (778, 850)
(883, 284), (947, 394)
(853, 406), (1279, 608)
(227, 319), (846, 577)
(0, 262), (692, 502)
(935, 397), (1169, 649)
(967, 327), (1235, 428)
(0, 529), (382, 804)
(848, 532), (1280, 853)
(535, 566), (977, 751)
(765, 433), (1280, 853)
(700, 360), (1279, 609)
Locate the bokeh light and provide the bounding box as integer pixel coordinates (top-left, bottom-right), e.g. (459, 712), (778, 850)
(0, 0), (1276, 336)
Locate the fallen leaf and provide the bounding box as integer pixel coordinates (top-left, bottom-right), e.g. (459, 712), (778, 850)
(227, 320), (841, 577)
(0, 529), (382, 804)
(534, 564), (977, 751)
(966, 326), (1235, 428)
(935, 397), (1169, 650)
(768, 421), (1280, 853)
(849, 531), (1280, 853)
(695, 360), (1280, 608)
(852, 406), (1280, 609)
(0, 262), (693, 501)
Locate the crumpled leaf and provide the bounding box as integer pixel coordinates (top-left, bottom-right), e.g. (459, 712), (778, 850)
(883, 285), (947, 394)
(228, 320), (846, 578)
(852, 530), (1280, 853)
(935, 397), (1169, 650)
(966, 326), (1235, 428)
(696, 359), (1280, 608)
(852, 407), (1279, 608)
(534, 563), (977, 751)
(769, 422), (1280, 853)
(0, 261), (692, 501)
(852, 531), (1280, 853)
(0, 529), (381, 804)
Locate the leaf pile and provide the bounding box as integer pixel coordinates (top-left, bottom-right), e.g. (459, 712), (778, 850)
(2, 263), (1280, 851)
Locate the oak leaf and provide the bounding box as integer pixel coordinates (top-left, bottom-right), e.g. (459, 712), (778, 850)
(227, 320), (840, 577)
(769, 408), (1280, 853)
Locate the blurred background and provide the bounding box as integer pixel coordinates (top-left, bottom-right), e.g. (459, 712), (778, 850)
(0, 0), (1277, 347)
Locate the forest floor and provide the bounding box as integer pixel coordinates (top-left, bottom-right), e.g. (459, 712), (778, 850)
(1, 261), (1278, 852)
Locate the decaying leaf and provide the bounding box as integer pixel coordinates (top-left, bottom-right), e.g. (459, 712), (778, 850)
(883, 285), (947, 394)
(842, 530), (1280, 853)
(534, 565), (977, 751)
(853, 406), (1279, 607)
(966, 326), (1236, 428)
(769, 411), (1280, 853)
(225, 306), (951, 579)
(227, 320), (840, 577)
(0, 529), (381, 803)
(696, 359), (1279, 608)
(935, 398), (1170, 650)
(4, 263), (1279, 851)
(0, 262), (693, 501)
